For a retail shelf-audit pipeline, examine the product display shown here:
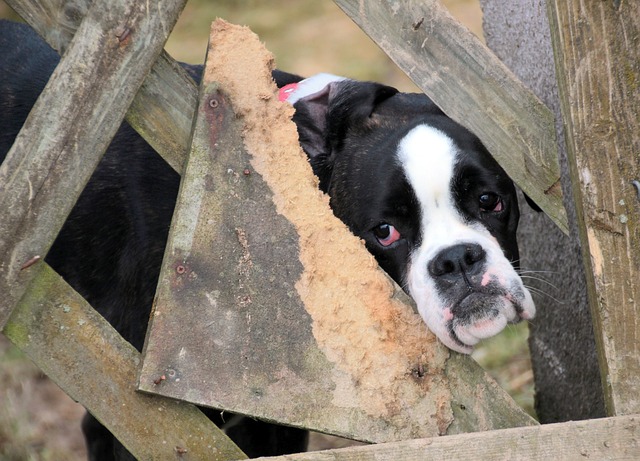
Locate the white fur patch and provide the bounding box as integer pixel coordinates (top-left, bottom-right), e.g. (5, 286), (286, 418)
(396, 125), (535, 353)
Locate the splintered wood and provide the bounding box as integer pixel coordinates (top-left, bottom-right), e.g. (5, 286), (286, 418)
(139, 19), (535, 442)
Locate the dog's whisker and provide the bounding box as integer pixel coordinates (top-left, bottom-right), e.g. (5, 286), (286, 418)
(399, 280), (412, 294)
(517, 269), (560, 275)
(519, 274), (560, 291)
(524, 284), (565, 305)
(524, 285), (547, 296)
(517, 268), (560, 291)
(522, 317), (536, 329)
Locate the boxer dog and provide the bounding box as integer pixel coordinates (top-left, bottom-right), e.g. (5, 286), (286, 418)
(0, 20), (534, 460)
(285, 75), (535, 354)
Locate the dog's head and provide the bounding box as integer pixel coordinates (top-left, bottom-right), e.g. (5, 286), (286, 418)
(288, 77), (535, 354)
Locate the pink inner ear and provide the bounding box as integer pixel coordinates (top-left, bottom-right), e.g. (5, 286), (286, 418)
(282, 73), (346, 105)
(278, 83), (299, 102)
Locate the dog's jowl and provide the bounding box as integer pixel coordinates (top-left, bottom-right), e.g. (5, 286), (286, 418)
(1, 20), (535, 460)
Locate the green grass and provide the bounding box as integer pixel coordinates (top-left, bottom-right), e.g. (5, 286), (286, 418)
(473, 322), (536, 417)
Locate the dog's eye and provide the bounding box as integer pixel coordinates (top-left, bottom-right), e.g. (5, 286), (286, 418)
(373, 223), (401, 246)
(479, 193), (503, 212)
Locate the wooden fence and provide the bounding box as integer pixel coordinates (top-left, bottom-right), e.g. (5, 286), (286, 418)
(0, 0), (638, 459)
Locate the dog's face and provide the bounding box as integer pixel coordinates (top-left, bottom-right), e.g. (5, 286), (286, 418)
(292, 79), (535, 353)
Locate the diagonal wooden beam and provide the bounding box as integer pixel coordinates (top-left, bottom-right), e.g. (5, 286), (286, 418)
(334, 0), (568, 234)
(4, 262), (246, 460)
(5, 0), (198, 174)
(0, 0), (189, 328)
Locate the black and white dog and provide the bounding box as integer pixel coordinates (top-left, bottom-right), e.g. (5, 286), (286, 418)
(0, 20), (534, 460)
(285, 74), (535, 354)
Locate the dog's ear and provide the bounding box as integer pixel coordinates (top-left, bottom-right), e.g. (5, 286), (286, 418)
(291, 82), (336, 160)
(293, 80), (398, 159)
(523, 193), (543, 212)
(292, 81), (398, 191)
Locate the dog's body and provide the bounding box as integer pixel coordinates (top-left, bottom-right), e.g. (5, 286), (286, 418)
(1, 20), (534, 460)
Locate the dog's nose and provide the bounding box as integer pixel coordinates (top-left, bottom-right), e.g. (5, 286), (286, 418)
(428, 243), (486, 278)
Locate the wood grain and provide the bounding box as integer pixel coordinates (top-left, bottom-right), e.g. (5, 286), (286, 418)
(4, 263), (247, 460)
(253, 414), (640, 461)
(5, 0), (198, 174)
(547, 0), (640, 416)
(0, 0), (188, 328)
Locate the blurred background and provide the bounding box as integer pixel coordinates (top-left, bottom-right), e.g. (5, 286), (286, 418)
(0, 1), (533, 459)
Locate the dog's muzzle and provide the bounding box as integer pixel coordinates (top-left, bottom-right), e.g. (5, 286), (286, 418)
(409, 241), (535, 354)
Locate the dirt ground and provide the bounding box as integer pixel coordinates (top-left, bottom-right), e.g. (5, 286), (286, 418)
(0, 335), (87, 460)
(0, 1), (534, 460)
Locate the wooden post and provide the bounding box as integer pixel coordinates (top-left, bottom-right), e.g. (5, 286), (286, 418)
(546, 1), (640, 416)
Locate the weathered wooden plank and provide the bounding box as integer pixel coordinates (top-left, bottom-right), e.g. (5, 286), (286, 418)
(0, 0), (188, 328)
(4, 0), (89, 54)
(546, 1), (640, 416)
(334, 0), (568, 234)
(140, 19), (536, 443)
(126, 53), (197, 173)
(2, 262), (247, 460)
(251, 414), (640, 461)
(443, 352), (536, 434)
(5, 0), (198, 174)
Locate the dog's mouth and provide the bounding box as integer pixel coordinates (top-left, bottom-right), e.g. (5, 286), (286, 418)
(442, 290), (527, 353)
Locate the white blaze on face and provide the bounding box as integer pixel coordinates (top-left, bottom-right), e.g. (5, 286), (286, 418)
(396, 125), (535, 353)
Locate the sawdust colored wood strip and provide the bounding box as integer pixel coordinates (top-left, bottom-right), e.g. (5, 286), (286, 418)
(253, 414), (640, 461)
(546, 1), (640, 416)
(0, 0), (189, 328)
(5, 0), (197, 174)
(2, 263), (247, 460)
(334, 0), (568, 234)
